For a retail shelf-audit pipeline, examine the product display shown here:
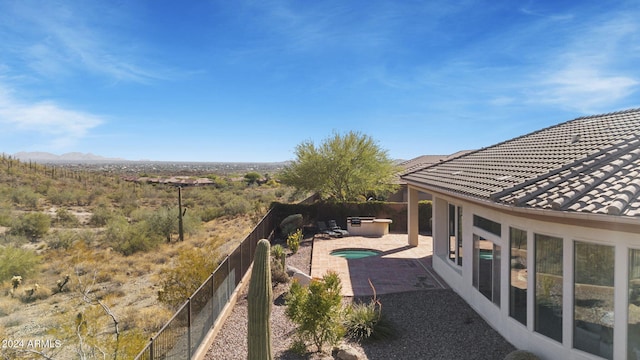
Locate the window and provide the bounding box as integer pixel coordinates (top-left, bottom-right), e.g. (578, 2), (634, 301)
(574, 241), (614, 359)
(473, 215), (501, 237)
(473, 234), (501, 306)
(448, 204), (463, 266)
(534, 234), (563, 343)
(509, 227), (527, 326)
(629, 249), (640, 359)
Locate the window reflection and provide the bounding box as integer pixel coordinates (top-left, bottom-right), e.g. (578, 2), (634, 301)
(534, 234), (563, 343)
(449, 204), (456, 263)
(473, 234), (500, 306)
(448, 204), (462, 266)
(573, 242), (614, 359)
(510, 227), (527, 326)
(629, 249), (640, 359)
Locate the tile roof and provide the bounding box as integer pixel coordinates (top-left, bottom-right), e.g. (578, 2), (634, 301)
(401, 108), (640, 217)
(398, 150), (473, 175)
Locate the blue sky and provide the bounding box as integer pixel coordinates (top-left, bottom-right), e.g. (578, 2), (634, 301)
(0, 1), (639, 162)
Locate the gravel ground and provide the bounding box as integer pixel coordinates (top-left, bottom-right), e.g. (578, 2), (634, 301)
(205, 237), (516, 360)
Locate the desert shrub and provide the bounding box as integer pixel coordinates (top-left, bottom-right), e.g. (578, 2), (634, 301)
(270, 245), (289, 284)
(158, 246), (220, 309)
(45, 230), (77, 250)
(18, 284), (51, 303)
(271, 244), (285, 265)
(344, 299), (394, 342)
(47, 188), (75, 206)
(223, 197), (251, 216)
(144, 207), (177, 242)
(0, 233), (29, 246)
(199, 206), (223, 222)
(142, 207), (200, 242)
(285, 271), (344, 352)
(10, 212), (51, 240)
(271, 261), (289, 285)
(55, 208), (81, 227)
(287, 229), (302, 254)
(244, 171), (261, 185)
(0, 207), (11, 226)
(88, 206), (115, 226)
(0, 246), (40, 282)
(10, 187), (39, 209)
(280, 214), (303, 236)
(104, 216), (162, 255)
(119, 223), (162, 255)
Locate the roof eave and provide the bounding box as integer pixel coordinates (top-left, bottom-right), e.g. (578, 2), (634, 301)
(405, 180), (640, 227)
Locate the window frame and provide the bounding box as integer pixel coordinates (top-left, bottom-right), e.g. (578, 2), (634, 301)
(509, 227), (528, 327)
(447, 203), (463, 267)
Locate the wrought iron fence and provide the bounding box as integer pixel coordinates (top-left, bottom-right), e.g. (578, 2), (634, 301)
(134, 209), (275, 360)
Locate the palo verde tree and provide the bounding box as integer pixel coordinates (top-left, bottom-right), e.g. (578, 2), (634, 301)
(280, 131), (400, 201)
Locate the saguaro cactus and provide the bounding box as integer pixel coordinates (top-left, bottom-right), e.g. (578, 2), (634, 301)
(247, 239), (273, 360)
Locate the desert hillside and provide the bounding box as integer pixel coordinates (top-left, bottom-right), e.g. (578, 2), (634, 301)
(0, 155), (300, 359)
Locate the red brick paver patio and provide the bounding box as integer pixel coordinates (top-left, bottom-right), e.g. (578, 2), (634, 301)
(311, 233), (447, 296)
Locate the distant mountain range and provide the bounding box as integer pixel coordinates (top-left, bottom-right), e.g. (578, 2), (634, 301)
(12, 152), (126, 162)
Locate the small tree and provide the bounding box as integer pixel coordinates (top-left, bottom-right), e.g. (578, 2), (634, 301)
(285, 271), (344, 352)
(244, 172), (262, 186)
(280, 131), (400, 201)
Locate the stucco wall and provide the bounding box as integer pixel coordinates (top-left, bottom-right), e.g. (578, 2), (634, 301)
(420, 190), (639, 360)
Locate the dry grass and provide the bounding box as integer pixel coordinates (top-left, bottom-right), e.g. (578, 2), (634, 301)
(0, 213), (261, 359)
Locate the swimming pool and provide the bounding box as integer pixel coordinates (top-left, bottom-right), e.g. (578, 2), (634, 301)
(330, 248), (382, 260)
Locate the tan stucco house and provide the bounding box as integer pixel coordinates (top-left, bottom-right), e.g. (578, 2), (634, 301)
(402, 108), (640, 360)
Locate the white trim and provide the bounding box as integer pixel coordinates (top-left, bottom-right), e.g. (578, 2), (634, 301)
(405, 181), (640, 228)
(423, 191), (635, 360)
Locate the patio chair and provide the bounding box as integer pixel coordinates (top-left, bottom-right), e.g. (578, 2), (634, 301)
(328, 220), (349, 237)
(317, 221), (341, 238)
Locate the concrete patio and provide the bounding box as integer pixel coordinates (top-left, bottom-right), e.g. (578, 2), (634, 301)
(310, 233), (447, 296)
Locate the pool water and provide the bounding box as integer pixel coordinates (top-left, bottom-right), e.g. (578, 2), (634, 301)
(479, 250), (493, 260)
(330, 248), (382, 259)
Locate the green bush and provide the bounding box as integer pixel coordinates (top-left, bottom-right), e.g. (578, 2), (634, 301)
(88, 206), (115, 227)
(271, 244), (285, 264)
(55, 208), (81, 227)
(223, 197), (251, 216)
(199, 207), (223, 222)
(0, 234), (29, 246)
(270, 244), (288, 284)
(104, 216), (163, 255)
(10, 187), (40, 209)
(344, 299), (394, 342)
(287, 229), (301, 254)
(280, 214), (303, 236)
(0, 207), (12, 227)
(10, 212), (51, 240)
(285, 271), (344, 352)
(0, 246), (40, 282)
(45, 230), (77, 250)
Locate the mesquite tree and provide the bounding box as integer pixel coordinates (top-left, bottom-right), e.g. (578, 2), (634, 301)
(280, 131), (400, 201)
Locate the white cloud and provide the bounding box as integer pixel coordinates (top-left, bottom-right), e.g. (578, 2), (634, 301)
(536, 65), (637, 112)
(2, 2), (162, 83)
(527, 10), (640, 113)
(0, 85), (103, 149)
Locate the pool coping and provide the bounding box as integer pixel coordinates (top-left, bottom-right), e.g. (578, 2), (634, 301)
(310, 233), (447, 296)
